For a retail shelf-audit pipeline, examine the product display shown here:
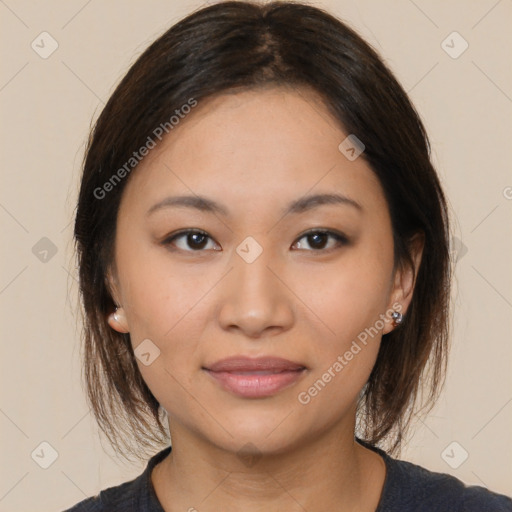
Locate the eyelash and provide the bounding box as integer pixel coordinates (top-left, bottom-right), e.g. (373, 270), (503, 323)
(161, 228), (349, 254)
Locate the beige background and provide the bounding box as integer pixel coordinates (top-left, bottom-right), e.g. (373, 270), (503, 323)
(1, 0), (511, 510)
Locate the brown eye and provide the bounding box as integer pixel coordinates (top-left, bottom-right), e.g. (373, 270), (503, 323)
(293, 230), (348, 252)
(163, 230), (219, 252)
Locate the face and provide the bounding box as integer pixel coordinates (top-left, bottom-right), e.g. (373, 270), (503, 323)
(107, 87), (417, 456)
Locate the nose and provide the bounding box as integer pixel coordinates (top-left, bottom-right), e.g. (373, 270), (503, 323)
(216, 244), (295, 339)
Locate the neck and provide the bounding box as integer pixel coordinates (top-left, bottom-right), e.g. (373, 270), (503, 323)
(151, 418), (386, 512)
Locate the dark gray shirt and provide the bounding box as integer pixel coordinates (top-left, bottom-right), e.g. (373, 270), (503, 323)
(63, 441), (512, 511)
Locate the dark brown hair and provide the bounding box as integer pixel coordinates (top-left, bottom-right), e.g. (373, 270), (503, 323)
(74, 0), (450, 461)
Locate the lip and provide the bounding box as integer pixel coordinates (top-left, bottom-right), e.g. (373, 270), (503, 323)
(203, 356), (307, 398)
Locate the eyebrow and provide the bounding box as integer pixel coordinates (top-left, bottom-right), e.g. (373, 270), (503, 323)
(146, 192), (362, 218)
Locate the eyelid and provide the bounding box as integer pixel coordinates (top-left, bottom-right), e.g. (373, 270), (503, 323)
(296, 227), (348, 241)
(162, 228), (209, 241)
(293, 228), (349, 251)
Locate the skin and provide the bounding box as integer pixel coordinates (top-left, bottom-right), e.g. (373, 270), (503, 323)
(106, 86), (422, 512)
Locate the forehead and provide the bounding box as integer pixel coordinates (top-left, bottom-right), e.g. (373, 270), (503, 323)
(156, 86), (344, 166)
(119, 87), (386, 217)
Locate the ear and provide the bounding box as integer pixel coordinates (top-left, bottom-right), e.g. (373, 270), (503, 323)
(105, 266), (120, 306)
(105, 267), (130, 334)
(383, 233), (424, 334)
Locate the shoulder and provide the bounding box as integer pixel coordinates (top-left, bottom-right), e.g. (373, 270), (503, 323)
(62, 477), (142, 511)
(61, 446), (171, 512)
(380, 452), (512, 512)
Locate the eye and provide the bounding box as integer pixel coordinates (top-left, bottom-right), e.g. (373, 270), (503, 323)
(292, 229), (349, 252)
(162, 229), (220, 252)
(162, 228), (349, 253)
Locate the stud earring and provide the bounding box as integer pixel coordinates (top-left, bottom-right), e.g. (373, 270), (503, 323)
(391, 311), (403, 326)
(113, 305), (123, 323)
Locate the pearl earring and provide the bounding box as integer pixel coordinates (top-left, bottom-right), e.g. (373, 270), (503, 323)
(113, 305), (122, 323)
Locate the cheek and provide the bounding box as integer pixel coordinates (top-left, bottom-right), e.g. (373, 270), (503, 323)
(298, 247), (393, 350)
(292, 241), (394, 404)
(116, 237), (213, 338)
(117, 249), (219, 404)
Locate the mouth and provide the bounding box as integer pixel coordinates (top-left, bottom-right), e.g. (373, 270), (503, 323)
(202, 356), (307, 398)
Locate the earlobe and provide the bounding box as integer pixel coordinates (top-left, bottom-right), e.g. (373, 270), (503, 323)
(107, 306), (130, 333)
(384, 233), (424, 334)
(105, 267), (129, 332)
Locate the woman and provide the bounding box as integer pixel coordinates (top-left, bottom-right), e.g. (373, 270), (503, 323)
(65, 1), (512, 511)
